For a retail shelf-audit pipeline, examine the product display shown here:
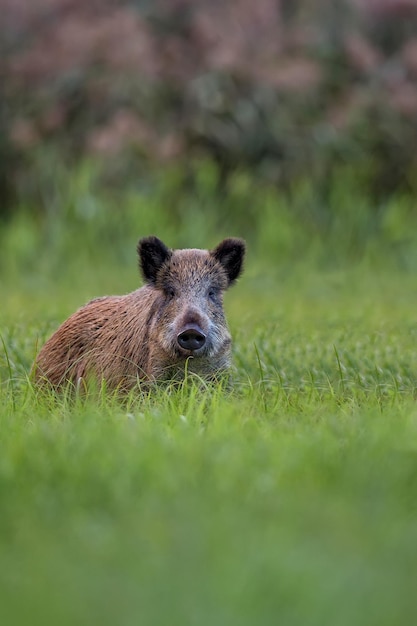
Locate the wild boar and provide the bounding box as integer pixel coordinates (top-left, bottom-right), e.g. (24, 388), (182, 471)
(34, 236), (245, 391)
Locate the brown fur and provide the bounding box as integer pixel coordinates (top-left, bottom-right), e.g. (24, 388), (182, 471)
(34, 237), (245, 391)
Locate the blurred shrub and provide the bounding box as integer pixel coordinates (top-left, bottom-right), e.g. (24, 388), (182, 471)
(2, 0), (417, 218)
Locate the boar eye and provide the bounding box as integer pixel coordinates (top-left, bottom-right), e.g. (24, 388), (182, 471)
(208, 288), (218, 300)
(166, 287), (176, 299)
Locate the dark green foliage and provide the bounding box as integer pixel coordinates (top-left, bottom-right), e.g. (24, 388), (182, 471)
(2, 0), (417, 218)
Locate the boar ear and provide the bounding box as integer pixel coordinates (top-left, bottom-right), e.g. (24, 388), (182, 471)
(138, 236), (171, 283)
(211, 238), (246, 285)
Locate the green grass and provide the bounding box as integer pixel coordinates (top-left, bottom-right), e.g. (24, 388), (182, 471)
(2, 167), (417, 625)
(2, 260), (417, 626)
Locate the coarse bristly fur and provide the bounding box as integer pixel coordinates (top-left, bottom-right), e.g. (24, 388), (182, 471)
(34, 236), (246, 391)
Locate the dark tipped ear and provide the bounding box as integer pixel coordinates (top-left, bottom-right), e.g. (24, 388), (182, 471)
(211, 238), (246, 285)
(138, 236), (171, 284)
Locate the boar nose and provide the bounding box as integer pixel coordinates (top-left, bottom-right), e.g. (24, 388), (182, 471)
(177, 325), (206, 352)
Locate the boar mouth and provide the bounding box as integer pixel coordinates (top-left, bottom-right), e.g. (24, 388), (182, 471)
(176, 324), (207, 355)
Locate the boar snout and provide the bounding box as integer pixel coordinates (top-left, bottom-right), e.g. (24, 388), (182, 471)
(177, 324), (206, 352)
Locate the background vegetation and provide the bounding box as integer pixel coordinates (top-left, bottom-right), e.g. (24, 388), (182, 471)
(2, 0), (417, 220)
(2, 2), (417, 625)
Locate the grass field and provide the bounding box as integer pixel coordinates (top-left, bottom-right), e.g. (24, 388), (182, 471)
(2, 178), (417, 625)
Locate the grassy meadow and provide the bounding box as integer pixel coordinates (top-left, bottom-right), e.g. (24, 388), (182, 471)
(2, 166), (417, 625)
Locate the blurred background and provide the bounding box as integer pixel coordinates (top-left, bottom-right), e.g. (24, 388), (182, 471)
(2, 0), (417, 285)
